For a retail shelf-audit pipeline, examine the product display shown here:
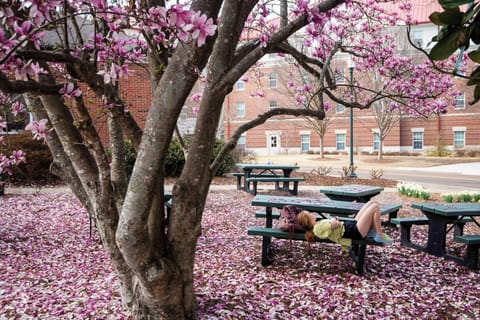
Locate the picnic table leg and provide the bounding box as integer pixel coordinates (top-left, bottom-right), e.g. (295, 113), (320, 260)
(384, 210), (398, 226)
(425, 218), (448, 257)
(261, 207), (273, 266)
(236, 175), (243, 190)
(464, 244), (479, 269)
(349, 244), (366, 274)
(261, 236), (273, 266)
(289, 181), (299, 195)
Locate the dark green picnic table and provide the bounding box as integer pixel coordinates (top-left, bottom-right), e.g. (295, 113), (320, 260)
(252, 194), (400, 227)
(320, 184), (384, 202)
(411, 202), (480, 257)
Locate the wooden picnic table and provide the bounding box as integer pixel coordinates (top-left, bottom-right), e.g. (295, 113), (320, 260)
(235, 163), (300, 194)
(411, 202), (480, 257)
(320, 184), (384, 203)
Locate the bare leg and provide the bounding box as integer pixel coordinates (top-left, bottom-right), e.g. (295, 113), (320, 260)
(355, 201), (383, 237)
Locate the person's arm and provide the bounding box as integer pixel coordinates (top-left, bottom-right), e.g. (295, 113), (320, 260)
(329, 217), (342, 229)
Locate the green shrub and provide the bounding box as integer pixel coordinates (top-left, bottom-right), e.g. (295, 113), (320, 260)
(164, 138), (236, 177)
(165, 138), (185, 177)
(1, 132), (61, 185)
(212, 139), (236, 176)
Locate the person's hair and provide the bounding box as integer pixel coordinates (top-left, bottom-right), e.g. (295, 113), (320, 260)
(297, 211), (316, 244)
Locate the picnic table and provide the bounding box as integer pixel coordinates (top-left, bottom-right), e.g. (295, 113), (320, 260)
(248, 195), (401, 273)
(251, 194), (401, 227)
(406, 202), (480, 269)
(411, 203), (480, 254)
(235, 163), (302, 195)
(320, 184), (384, 203)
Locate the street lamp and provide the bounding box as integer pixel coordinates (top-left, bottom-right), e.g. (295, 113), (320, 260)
(348, 58), (357, 178)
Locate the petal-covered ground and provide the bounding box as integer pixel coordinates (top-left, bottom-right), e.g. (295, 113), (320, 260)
(1, 191), (479, 319)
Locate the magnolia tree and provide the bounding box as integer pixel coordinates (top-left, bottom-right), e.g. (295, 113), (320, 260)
(0, 0), (460, 318)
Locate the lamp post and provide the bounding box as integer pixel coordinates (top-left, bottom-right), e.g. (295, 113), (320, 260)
(348, 59), (357, 178)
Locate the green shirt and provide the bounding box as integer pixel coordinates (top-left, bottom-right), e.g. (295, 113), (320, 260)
(313, 220), (352, 250)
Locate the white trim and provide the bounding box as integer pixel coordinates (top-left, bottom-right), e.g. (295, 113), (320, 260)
(300, 130), (310, 135)
(335, 129), (347, 134)
(411, 128), (424, 132)
(452, 126), (466, 131)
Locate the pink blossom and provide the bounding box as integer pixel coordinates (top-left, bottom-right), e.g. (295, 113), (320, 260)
(191, 93), (202, 102)
(59, 83), (82, 100)
(11, 150), (26, 164)
(169, 4), (192, 28)
(25, 119), (50, 140)
(186, 12), (217, 47)
(11, 101), (25, 116)
(259, 33), (269, 48)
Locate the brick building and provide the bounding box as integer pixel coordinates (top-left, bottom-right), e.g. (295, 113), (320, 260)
(221, 2), (480, 157)
(42, 1), (478, 157)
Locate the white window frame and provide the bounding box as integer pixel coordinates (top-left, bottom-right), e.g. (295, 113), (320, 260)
(237, 134), (246, 151)
(454, 93), (465, 109)
(300, 131), (310, 152)
(235, 80), (245, 91)
(335, 133), (346, 151)
(235, 101), (245, 118)
(268, 100), (278, 110)
(412, 128), (424, 150)
(336, 104), (345, 113)
(373, 131), (380, 151)
(452, 127), (466, 149)
(268, 72), (277, 88)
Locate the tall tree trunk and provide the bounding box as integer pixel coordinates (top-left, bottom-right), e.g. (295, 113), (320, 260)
(320, 137), (325, 158)
(378, 138), (384, 160)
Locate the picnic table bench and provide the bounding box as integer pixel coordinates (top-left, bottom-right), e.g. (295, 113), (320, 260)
(247, 226), (383, 274)
(235, 163), (300, 194)
(246, 176), (305, 195)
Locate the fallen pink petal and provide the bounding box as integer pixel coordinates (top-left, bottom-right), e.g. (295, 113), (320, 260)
(1, 190), (479, 319)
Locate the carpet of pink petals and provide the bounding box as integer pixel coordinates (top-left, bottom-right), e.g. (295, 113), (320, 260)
(1, 190), (479, 319)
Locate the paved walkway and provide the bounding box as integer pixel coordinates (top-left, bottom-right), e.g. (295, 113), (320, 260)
(3, 157), (479, 195)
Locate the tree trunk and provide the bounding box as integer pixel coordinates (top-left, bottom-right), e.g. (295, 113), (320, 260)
(378, 138), (384, 160)
(320, 137), (325, 158)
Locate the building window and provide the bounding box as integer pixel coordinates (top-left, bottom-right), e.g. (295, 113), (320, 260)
(269, 135), (278, 148)
(454, 93), (465, 109)
(301, 134), (310, 152)
(453, 130), (465, 148)
(236, 101), (245, 117)
(336, 67), (346, 84)
(412, 131), (423, 150)
(269, 100), (278, 110)
(336, 133), (346, 151)
(373, 132), (380, 151)
(268, 72), (277, 88)
(412, 29), (423, 48)
(336, 104), (345, 113)
(235, 80), (245, 91)
(237, 134), (246, 151)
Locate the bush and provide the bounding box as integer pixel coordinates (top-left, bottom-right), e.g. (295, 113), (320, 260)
(165, 138), (186, 177)
(165, 138), (236, 177)
(1, 132), (61, 186)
